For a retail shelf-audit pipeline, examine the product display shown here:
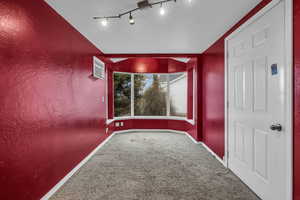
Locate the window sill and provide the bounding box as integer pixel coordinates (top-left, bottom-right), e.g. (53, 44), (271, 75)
(106, 116), (195, 125)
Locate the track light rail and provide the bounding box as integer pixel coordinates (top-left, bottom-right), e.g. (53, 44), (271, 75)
(93, 0), (177, 20)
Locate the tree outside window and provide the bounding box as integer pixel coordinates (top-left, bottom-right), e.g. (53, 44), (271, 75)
(113, 72), (187, 118)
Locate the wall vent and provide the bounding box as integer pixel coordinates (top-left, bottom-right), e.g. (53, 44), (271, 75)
(93, 57), (105, 79)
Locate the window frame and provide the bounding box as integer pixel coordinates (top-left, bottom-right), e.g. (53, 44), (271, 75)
(113, 72), (132, 118)
(111, 71), (195, 124)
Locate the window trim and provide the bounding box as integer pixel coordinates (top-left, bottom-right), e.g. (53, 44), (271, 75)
(111, 71), (195, 125)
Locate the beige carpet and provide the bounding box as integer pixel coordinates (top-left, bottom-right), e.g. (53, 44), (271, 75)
(50, 131), (260, 200)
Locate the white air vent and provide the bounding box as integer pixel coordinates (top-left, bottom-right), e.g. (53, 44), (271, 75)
(93, 57), (105, 79)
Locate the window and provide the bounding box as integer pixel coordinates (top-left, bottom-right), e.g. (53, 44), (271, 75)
(169, 73), (187, 117)
(113, 72), (189, 119)
(114, 73), (131, 117)
(134, 74), (167, 116)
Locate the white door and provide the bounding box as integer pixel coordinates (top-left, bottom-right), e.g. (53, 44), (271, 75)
(227, 1), (288, 200)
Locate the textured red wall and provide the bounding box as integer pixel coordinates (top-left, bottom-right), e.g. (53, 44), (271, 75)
(111, 58), (187, 73)
(0, 1), (108, 199)
(200, 0), (272, 159)
(294, 0), (300, 199)
(201, 44), (225, 157)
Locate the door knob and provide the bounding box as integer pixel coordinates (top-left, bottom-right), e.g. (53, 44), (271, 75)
(270, 124), (282, 131)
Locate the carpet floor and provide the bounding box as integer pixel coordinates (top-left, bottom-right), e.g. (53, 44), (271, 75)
(50, 131), (260, 200)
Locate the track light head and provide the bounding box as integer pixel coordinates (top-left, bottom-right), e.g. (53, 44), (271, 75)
(129, 13), (135, 25)
(159, 3), (165, 16)
(101, 18), (108, 26)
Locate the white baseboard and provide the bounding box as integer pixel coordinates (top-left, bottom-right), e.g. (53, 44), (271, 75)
(40, 133), (116, 200)
(200, 142), (226, 167)
(181, 131), (200, 144)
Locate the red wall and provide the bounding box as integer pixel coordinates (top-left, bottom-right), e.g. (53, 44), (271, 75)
(200, 0), (272, 159)
(0, 1), (109, 199)
(111, 58), (187, 73)
(293, 0), (300, 199)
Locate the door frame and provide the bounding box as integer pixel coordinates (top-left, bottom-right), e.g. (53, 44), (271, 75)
(224, 0), (293, 199)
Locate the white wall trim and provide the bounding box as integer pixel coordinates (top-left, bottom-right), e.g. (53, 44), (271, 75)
(169, 72), (187, 84)
(170, 57), (191, 63)
(105, 62), (109, 130)
(40, 133), (116, 200)
(167, 74), (171, 116)
(107, 116), (195, 125)
(193, 67), (196, 124)
(111, 71), (195, 124)
(131, 73), (134, 116)
(200, 142), (226, 167)
(224, 1), (293, 200)
(183, 131), (200, 144)
(112, 71), (186, 75)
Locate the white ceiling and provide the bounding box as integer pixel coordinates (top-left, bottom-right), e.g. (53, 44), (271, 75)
(45, 0), (261, 54)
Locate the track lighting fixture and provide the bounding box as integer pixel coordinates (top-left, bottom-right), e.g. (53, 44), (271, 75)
(129, 13), (135, 25)
(94, 0), (192, 26)
(94, 0), (177, 26)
